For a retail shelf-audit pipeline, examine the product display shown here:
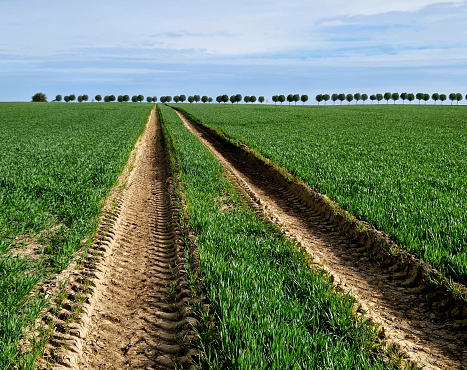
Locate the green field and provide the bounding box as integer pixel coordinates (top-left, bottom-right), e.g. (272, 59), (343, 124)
(159, 103), (402, 368)
(0, 102), (152, 368)
(173, 104), (467, 283)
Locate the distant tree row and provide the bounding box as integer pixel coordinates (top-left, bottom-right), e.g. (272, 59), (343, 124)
(315, 92), (465, 105)
(271, 94), (309, 105)
(53, 94), (156, 102)
(160, 95), (214, 103)
(38, 92), (467, 105)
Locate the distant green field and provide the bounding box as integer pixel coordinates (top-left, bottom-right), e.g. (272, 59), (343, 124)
(0, 102), (152, 368)
(174, 104), (467, 283)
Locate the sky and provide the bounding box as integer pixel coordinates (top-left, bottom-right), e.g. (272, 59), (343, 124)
(1, 0), (466, 102)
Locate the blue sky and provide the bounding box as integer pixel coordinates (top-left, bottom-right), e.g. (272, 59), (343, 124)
(1, 0), (466, 102)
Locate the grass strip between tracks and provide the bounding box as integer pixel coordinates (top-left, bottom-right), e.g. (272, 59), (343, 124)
(0, 102), (153, 368)
(158, 103), (406, 369)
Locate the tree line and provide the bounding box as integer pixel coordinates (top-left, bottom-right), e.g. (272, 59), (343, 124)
(33, 92), (466, 105)
(315, 92), (465, 105)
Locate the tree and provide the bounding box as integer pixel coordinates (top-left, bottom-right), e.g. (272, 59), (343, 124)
(202, 95), (209, 103)
(230, 95), (237, 104)
(293, 94), (300, 105)
(222, 94), (229, 103)
(118, 95), (124, 102)
(354, 93), (361, 104)
(346, 93), (353, 104)
(301, 94), (308, 105)
(331, 93), (339, 105)
(188, 96), (194, 103)
(64, 96), (70, 102)
(286, 94), (294, 105)
(216, 96), (222, 103)
(78, 95), (83, 103)
(338, 93), (345, 105)
(384, 92), (391, 104)
(82, 95), (88, 102)
(152, 96), (158, 103)
(55, 94), (62, 102)
(259, 96), (265, 104)
(104, 95), (110, 102)
(95, 95), (102, 102)
(147, 96), (153, 102)
(132, 95), (138, 102)
(109, 95), (116, 102)
(315, 94), (323, 105)
(244, 95), (250, 103)
(370, 94), (376, 104)
(423, 94), (430, 104)
(440, 94), (447, 105)
(391, 92), (399, 104)
(179, 95), (186, 103)
(431, 93), (440, 105)
(415, 93), (425, 105)
(408, 93), (415, 104)
(272, 95), (279, 104)
(278, 95), (286, 104)
(250, 95), (257, 103)
(32, 92), (47, 102)
(69, 94), (76, 102)
(123, 95), (130, 102)
(449, 93), (457, 105)
(194, 95), (200, 103)
(361, 94), (368, 104)
(323, 94), (330, 105)
(137, 94), (145, 102)
(456, 93), (463, 105)
(173, 96), (180, 103)
(400, 92), (408, 104)
(376, 93), (383, 104)
(235, 94), (242, 104)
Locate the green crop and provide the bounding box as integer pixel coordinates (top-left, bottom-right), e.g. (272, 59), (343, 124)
(174, 104), (467, 284)
(0, 102), (152, 368)
(159, 104), (402, 369)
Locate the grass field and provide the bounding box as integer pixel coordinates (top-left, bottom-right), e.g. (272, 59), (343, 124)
(159, 104), (403, 368)
(0, 102), (152, 368)
(173, 103), (467, 283)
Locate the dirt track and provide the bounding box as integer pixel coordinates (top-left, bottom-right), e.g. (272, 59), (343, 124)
(175, 109), (467, 370)
(38, 109), (196, 369)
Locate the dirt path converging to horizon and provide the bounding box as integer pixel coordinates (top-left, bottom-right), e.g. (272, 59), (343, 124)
(175, 110), (467, 370)
(39, 109), (196, 369)
(77, 109), (190, 369)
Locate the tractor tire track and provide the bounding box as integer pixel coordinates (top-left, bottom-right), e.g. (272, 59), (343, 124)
(175, 109), (467, 370)
(38, 108), (197, 369)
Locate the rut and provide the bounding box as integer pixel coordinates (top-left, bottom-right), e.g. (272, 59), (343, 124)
(39, 108), (196, 369)
(175, 109), (467, 370)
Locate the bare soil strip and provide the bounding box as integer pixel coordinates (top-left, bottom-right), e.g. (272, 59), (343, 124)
(37, 109), (196, 369)
(175, 110), (467, 370)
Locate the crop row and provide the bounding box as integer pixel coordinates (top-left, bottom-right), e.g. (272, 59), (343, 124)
(0, 102), (152, 368)
(158, 103), (404, 368)
(172, 103), (467, 284)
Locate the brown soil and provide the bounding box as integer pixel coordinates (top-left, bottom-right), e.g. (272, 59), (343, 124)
(175, 109), (467, 370)
(36, 108), (197, 369)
